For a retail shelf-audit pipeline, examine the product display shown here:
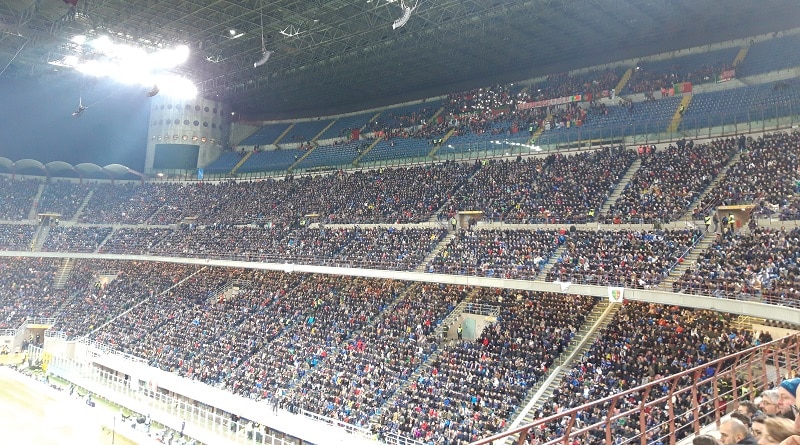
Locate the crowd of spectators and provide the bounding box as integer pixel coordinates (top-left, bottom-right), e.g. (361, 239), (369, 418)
(529, 301), (763, 445)
(0, 257), (63, 329)
(98, 228), (174, 255)
(94, 268), (306, 383)
(36, 181), (94, 220)
(294, 283), (467, 427)
(674, 227), (800, 305)
(0, 177), (40, 221)
(604, 138), (736, 223)
(547, 229), (704, 288)
(0, 224), (35, 250)
(697, 132), (800, 220)
(441, 147), (636, 223)
(139, 226), (447, 271)
(625, 59), (733, 94)
(0, 252), (779, 444)
(427, 229), (563, 279)
(225, 277), (405, 400)
(51, 261), (199, 338)
(41, 226), (113, 253)
(524, 69), (622, 103)
(381, 290), (597, 443)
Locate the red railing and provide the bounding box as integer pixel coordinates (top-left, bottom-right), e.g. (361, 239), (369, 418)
(472, 333), (800, 445)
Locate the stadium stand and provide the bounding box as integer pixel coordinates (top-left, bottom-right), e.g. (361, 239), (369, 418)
(546, 229), (703, 288)
(238, 122), (292, 146)
(674, 227), (800, 304)
(4, 30), (800, 445)
(295, 283), (467, 427)
(203, 151), (246, 173)
(41, 226), (112, 253)
(36, 181), (94, 220)
(0, 177), (40, 221)
(679, 80), (800, 131)
(736, 33), (800, 77)
(624, 47), (739, 94)
(380, 290), (597, 443)
(440, 147), (636, 224)
(0, 224), (35, 250)
(426, 229), (562, 279)
(236, 149), (306, 173)
(317, 112), (376, 141)
(696, 132), (800, 220)
(294, 140), (367, 170)
(603, 138), (737, 223)
(527, 68), (625, 101)
(536, 97), (682, 147)
(284, 119), (334, 144)
(529, 301), (764, 445)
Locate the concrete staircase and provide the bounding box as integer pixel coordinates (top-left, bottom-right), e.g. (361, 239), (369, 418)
(28, 183), (46, 220)
(72, 190), (94, 222)
(94, 229), (115, 253)
(30, 223), (51, 251)
(428, 106), (445, 125)
(527, 114), (552, 145)
(538, 243), (568, 279)
(505, 302), (622, 441)
(287, 147), (316, 171)
(599, 157), (643, 216)
(351, 137), (384, 166)
(428, 127), (457, 158)
(229, 151), (253, 175)
(272, 123), (295, 147)
(662, 232), (716, 289)
(681, 149), (745, 220)
(54, 258), (76, 290)
(311, 120), (337, 144)
(414, 232), (456, 272)
(667, 94), (693, 132)
(614, 68), (634, 94)
(733, 47), (749, 66)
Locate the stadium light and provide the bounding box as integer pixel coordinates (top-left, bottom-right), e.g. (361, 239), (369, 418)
(70, 35), (197, 99)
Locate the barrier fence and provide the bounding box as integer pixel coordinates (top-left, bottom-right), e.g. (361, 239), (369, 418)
(471, 333), (800, 445)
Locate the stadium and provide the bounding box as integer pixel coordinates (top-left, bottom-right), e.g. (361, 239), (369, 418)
(1, 0), (800, 444)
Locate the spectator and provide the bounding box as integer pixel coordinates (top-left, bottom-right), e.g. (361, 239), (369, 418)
(719, 418), (757, 445)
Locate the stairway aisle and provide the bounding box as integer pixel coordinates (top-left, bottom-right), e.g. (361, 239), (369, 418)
(414, 232), (456, 272)
(27, 183), (46, 221)
(662, 231), (717, 290)
(681, 149), (745, 220)
(505, 302), (623, 442)
(72, 190), (95, 222)
(54, 258), (76, 289)
(599, 156), (643, 216)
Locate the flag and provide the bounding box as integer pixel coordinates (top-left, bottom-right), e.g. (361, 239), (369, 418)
(608, 287), (625, 303)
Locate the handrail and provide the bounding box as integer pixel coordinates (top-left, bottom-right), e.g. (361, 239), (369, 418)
(472, 332), (800, 445)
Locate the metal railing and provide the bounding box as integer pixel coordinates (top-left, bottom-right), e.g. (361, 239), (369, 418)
(472, 332), (800, 445)
(463, 302), (501, 317)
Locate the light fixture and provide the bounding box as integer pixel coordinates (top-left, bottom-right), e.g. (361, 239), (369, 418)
(227, 29), (245, 39)
(392, 0), (419, 30)
(253, 0), (273, 68)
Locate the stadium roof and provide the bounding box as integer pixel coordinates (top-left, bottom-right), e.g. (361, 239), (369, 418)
(1, 0), (799, 119)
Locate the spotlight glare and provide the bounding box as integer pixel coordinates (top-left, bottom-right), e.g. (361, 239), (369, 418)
(63, 55), (80, 67)
(71, 35), (87, 45)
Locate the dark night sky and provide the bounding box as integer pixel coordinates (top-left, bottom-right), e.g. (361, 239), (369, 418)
(0, 72), (151, 171)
